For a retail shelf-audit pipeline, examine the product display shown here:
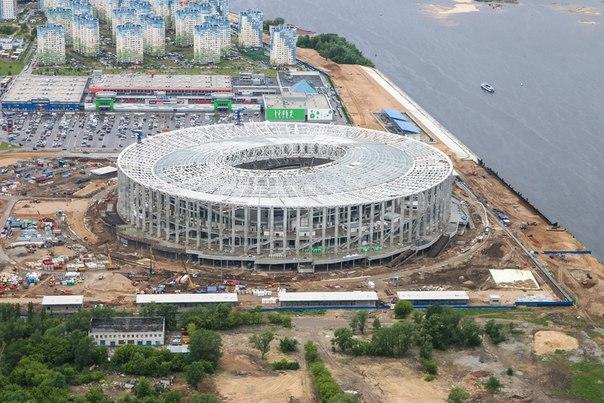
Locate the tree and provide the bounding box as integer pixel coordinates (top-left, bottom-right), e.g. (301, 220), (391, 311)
(484, 375), (502, 393)
(185, 361), (211, 389)
(84, 387), (108, 403)
(372, 317), (381, 330)
(370, 322), (416, 357)
(349, 311), (368, 334)
(484, 320), (507, 344)
(189, 330), (222, 370)
(332, 328), (355, 353)
(134, 378), (154, 399)
(249, 330), (274, 360)
(278, 337), (299, 353)
(394, 300), (413, 319)
(447, 386), (470, 403)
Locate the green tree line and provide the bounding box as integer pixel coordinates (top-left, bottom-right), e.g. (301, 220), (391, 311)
(297, 33), (375, 67)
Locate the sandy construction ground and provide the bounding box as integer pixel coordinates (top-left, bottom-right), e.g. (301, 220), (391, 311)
(533, 330), (579, 355)
(214, 331), (315, 402)
(0, 151), (58, 168)
(73, 180), (107, 198)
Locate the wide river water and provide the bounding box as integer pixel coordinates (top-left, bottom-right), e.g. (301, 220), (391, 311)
(232, 0), (604, 259)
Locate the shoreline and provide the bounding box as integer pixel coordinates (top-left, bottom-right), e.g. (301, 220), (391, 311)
(362, 67), (561, 230)
(362, 66), (479, 163)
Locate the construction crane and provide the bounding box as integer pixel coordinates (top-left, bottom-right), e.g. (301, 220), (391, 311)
(106, 247), (119, 270)
(181, 259), (198, 291)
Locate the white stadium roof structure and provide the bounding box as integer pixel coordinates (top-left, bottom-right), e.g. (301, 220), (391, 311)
(117, 122), (452, 208)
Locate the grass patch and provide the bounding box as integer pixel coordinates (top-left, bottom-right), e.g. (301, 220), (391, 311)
(549, 357), (604, 402)
(0, 141), (19, 150)
(240, 49), (269, 62)
(281, 309), (327, 316)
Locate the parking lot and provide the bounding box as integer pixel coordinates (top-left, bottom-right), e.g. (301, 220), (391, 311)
(0, 110), (265, 152)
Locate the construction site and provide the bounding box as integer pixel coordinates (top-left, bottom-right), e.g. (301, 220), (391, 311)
(0, 141), (576, 312)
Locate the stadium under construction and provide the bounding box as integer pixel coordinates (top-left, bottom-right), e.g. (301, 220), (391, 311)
(116, 122), (453, 270)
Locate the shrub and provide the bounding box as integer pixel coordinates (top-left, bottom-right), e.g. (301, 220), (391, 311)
(424, 374), (436, 382)
(279, 337), (299, 353)
(484, 375), (502, 393)
(249, 330), (274, 360)
(394, 300), (413, 319)
(506, 367), (514, 376)
(267, 312), (292, 328)
(372, 317), (381, 330)
(270, 359), (300, 370)
(447, 386), (470, 403)
(484, 320), (507, 344)
(304, 341), (320, 364)
(421, 358), (438, 375)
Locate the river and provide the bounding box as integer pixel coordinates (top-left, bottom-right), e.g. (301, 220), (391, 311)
(231, 0), (604, 259)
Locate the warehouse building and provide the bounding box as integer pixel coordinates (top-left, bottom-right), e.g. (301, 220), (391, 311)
(89, 316), (165, 346)
(396, 291), (469, 306)
(278, 291), (379, 308)
(87, 73), (234, 111)
(263, 93), (333, 122)
(1, 75), (88, 111)
(136, 293), (238, 308)
(42, 295), (84, 314)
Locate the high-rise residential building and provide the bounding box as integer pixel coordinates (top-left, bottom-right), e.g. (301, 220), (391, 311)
(70, 0), (92, 16)
(150, 0), (173, 20)
(217, 0), (228, 17)
(116, 22), (144, 64)
(193, 17), (230, 64)
(174, 4), (210, 46)
(0, 0), (17, 20)
(270, 25), (296, 66)
(125, 0), (153, 19)
(73, 13), (99, 55)
(238, 9), (262, 48)
(102, 0), (120, 22)
(46, 7), (73, 44)
(37, 24), (66, 65)
(143, 15), (165, 55)
(112, 8), (138, 37)
(40, 0), (69, 11)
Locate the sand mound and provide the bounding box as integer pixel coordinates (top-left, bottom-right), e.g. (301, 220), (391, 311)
(533, 330), (579, 355)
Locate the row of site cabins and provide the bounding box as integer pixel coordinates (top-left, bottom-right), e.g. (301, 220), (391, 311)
(42, 292), (478, 348)
(41, 290), (478, 315)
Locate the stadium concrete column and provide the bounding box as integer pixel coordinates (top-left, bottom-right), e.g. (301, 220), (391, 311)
(321, 207), (327, 250)
(346, 205), (352, 251)
(283, 207), (288, 255)
(218, 203), (224, 251)
(256, 207), (261, 254)
(230, 206), (236, 252)
(369, 203), (375, 244)
(243, 206), (249, 253)
(268, 207), (274, 254)
(295, 208), (300, 254)
(207, 202), (212, 249)
(156, 192), (161, 238)
(380, 201), (386, 246)
(334, 206), (340, 254)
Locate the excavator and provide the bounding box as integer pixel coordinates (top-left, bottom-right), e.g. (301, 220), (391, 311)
(181, 259), (199, 291)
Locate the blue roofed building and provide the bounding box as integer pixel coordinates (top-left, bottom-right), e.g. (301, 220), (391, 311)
(383, 108), (421, 138)
(290, 79), (317, 95)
